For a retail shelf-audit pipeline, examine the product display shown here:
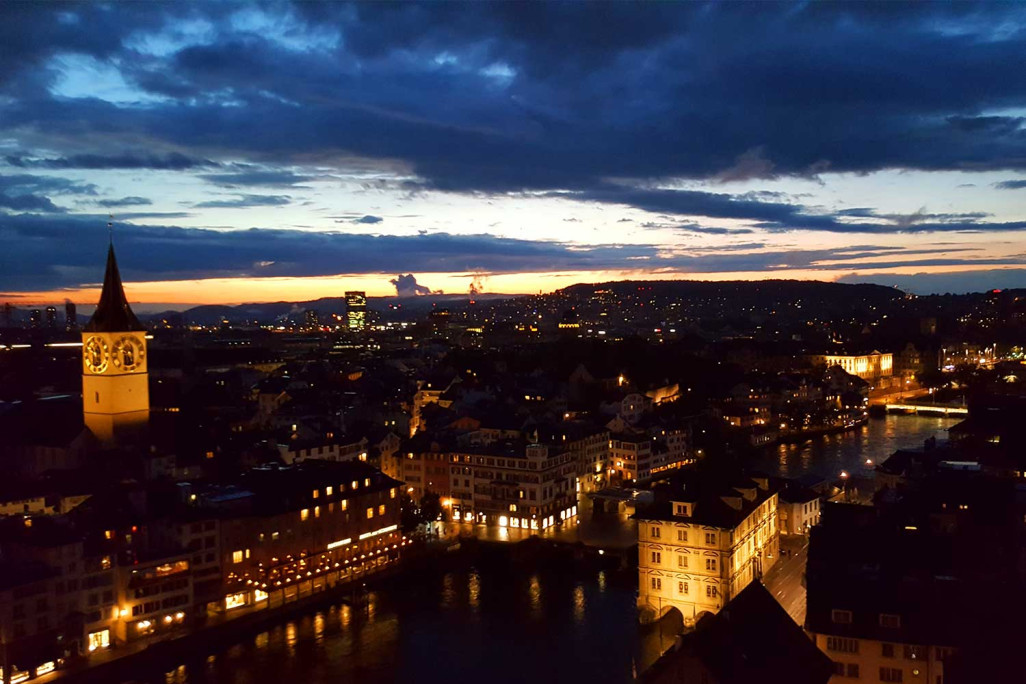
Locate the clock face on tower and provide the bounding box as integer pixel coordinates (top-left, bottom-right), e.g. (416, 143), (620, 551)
(83, 336), (110, 374)
(111, 335), (145, 372)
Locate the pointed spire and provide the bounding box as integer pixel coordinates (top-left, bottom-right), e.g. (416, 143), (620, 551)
(84, 241), (145, 332)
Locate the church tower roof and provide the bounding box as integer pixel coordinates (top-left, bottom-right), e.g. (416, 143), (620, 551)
(84, 243), (145, 332)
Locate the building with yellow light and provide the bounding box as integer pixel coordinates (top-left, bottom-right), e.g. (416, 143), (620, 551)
(636, 473), (779, 625)
(80, 242), (149, 444)
(810, 351), (893, 382)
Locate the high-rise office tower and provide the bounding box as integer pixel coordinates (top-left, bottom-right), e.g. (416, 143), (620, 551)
(345, 291), (367, 332)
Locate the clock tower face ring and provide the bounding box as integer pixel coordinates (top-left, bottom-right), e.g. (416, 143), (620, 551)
(83, 336), (110, 374)
(111, 335), (145, 372)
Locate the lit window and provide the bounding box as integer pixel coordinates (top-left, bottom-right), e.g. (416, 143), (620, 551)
(326, 486), (333, 496)
(104, 530), (114, 540)
(366, 507), (374, 519)
(341, 500), (348, 511)
(365, 478), (370, 487)
(301, 509), (309, 521)
(390, 488), (396, 499)
(314, 506), (321, 518)
(232, 550), (243, 564)
(378, 504), (385, 516)
(312, 489), (319, 499)
(352, 480), (359, 490)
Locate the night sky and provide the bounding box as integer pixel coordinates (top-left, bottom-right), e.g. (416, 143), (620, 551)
(3, 2), (1026, 307)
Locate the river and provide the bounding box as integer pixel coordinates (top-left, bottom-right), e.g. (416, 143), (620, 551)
(754, 413), (958, 482)
(137, 415), (953, 684)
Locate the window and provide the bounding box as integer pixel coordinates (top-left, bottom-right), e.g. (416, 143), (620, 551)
(301, 509), (309, 521)
(827, 637), (859, 654)
(678, 581), (688, 595)
(677, 555), (688, 568)
(365, 478), (371, 487)
(326, 486), (333, 496)
(312, 489), (319, 499)
(378, 504), (386, 516)
(880, 668), (903, 682)
(651, 551), (661, 564)
(705, 533), (716, 545)
(705, 558), (717, 572)
(232, 550), (243, 564)
(390, 488), (397, 499)
(314, 506), (321, 518)
(833, 662), (845, 676)
(705, 585), (718, 598)
(904, 645), (925, 661)
(677, 529), (688, 542)
(831, 609), (853, 624)
(846, 664), (860, 678)
(366, 507), (374, 519)
(882, 643), (895, 658)
(880, 613), (901, 628)
(651, 526), (661, 539)
(650, 577), (661, 590)
(341, 500), (348, 511)
(674, 503), (688, 516)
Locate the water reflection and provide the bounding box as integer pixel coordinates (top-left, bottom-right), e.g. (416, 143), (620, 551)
(150, 563), (637, 684)
(573, 584), (586, 624)
(761, 415), (956, 480)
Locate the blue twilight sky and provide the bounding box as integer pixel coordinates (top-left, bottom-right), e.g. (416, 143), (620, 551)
(3, 1), (1026, 306)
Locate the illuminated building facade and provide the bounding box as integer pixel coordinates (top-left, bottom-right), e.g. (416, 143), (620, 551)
(211, 461), (403, 610)
(811, 352), (893, 381)
(113, 554), (192, 643)
(345, 291), (367, 332)
(636, 475), (779, 624)
(403, 441), (579, 530)
(81, 243), (149, 444)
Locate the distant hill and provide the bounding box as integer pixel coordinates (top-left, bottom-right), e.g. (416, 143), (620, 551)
(142, 293), (511, 325)
(558, 278), (904, 303)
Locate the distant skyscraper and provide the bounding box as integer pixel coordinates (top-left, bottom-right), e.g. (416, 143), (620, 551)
(65, 301), (78, 332)
(345, 291), (367, 332)
(29, 308), (41, 328)
(304, 309), (319, 329)
(45, 305), (57, 329)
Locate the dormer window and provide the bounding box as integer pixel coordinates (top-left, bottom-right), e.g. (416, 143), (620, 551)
(673, 502), (691, 517)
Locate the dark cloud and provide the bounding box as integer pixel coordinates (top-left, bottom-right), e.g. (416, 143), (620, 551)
(995, 180), (1026, 190)
(0, 173), (98, 213)
(354, 215), (383, 224)
(1, 2), (1025, 211)
(5, 152), (217, 170)
(192, 194), (291, 208)
(96, 196), (152, 208)
(199, 170), (316, 187)
(0, 213), (1011, 291)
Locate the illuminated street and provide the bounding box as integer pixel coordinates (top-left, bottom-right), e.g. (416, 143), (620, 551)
(763, 535), (809, 626)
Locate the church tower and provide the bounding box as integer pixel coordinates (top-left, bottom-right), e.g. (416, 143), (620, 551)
(81, 241), (149, 443)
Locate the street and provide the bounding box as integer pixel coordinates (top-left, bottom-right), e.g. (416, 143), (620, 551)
(763, 535), (808, 626)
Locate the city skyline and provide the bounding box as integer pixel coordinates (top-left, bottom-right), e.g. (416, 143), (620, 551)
(4, 3), (1026, 306)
